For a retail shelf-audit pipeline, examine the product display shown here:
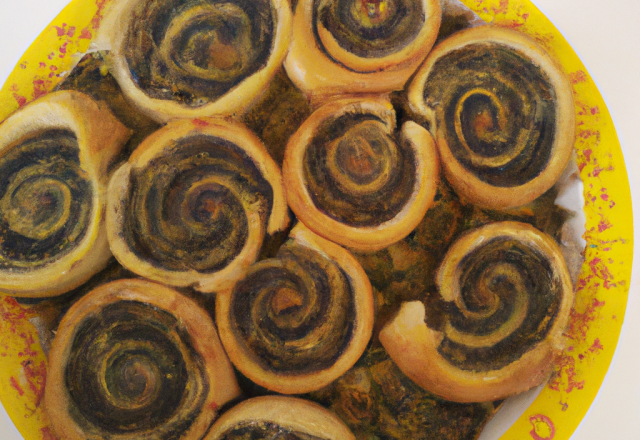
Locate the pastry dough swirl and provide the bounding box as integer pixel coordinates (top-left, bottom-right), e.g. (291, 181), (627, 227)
(284, 0), (441, 98)
(380, 222), (574, 402)
(100, 0), (292, 122)
(107, 118), (289, 292)
(44, 279), (241, 440)
(0, 91), (129, 297)
(216, 224), (374, 394)
(408, 26), (575, 209)
(284, 97), (439, 251)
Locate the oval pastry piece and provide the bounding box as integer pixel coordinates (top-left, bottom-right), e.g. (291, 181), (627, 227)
(44, 279), (241, 440)
(283, 97), (439, 251)
(205, 395), (356, 439)
(379, 222), (575, 402)
(98, 0), (292, 122)
(107, 118), (289, 293)
(216, 223), (374, 394)
(407, 26), (575, 209)
(0, 91), (129, 298)
(284, 0), (441, 98)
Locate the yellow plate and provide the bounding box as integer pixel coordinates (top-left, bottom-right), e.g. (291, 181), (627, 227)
(0, 1), (633, 439)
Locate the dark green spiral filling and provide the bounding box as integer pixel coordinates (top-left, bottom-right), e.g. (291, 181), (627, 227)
(423, 43), (557, 187)
(125, 0), (274, 106)
(0, 130), (92, 270)
(315, 0), (425, 60)
(124, 134), (273, 273)
(220, 421), (327, 439)
(65, 300), (208, 436)
(231, 242), (355, 374)
(303, 112), (416, 227)
(438, 237), (562, 372)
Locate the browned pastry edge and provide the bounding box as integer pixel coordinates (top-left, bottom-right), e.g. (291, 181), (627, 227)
(204, 395), (356, 439)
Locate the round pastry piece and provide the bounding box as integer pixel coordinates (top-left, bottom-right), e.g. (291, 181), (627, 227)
(407, 26), (575, 209)
(284, 0), (441, 99)
(98, 0), (292, 122)
(107, 118), (289, 293)
(216, 223), (374, 394)
(0, 91), (130, 297)
(283, 97), (439, 252)
(44, 279), (241, 440)
(205, 395), (356, 439)
(380, 222), (574, 402)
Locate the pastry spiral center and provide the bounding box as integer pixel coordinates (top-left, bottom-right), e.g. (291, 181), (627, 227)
(454, 88), (528, 168)
(438, 238), (562, 371)
(124, 134), (272, 273)
(304, 114), (416, 226)
(104, 351), (163, 410)
(161, 4), (254, 82)
(5, 177), (72, 240)
(424, 43), (557, 187)
(326, 120), (395, 194)
(271, 286), (304, 315)
(354, 0), (394, 25)
(231, 244), (355, 373)
(181, 178), (244, 232)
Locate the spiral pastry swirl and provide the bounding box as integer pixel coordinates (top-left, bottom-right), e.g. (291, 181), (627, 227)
(408, 26), (575, 209)
(99, 0), (292, 122)
(205, 396), (356, 439)
(284, 97), (439, 251)
(380, 222), (574, 402)
(44, 279), (241, 440)
(216, 224), (374, 394)
(284, 0), (441, 98)
(108, 118), (289, 292)
(0, 91), (129, 297)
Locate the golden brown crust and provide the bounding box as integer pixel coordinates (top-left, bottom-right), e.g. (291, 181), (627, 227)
(216, 223), (374, 394)
(0, 91), (130, 297)
(284, 0), (441, 100)
(107, 118), (289, 293)
(283, 97), (439, 251)
(407, 26), (575, 209)
(380, 222), (574, 402)
(204, 396), (356, 439)
(98, 0), (292, 123)
(44, 278), (241, 440)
